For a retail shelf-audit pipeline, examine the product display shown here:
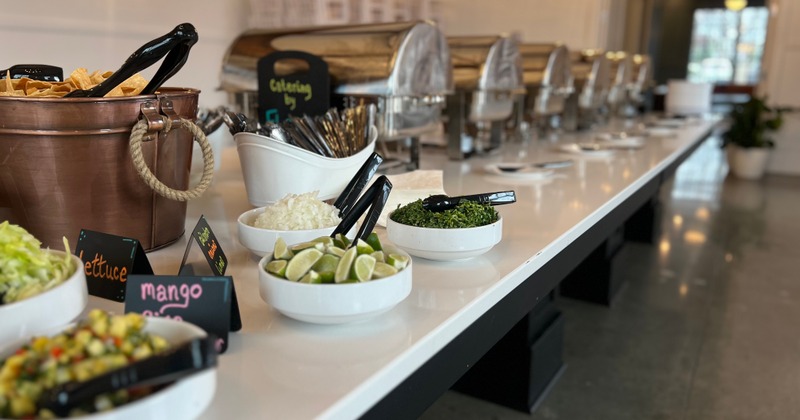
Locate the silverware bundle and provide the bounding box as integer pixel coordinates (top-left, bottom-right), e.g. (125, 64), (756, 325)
(222, 104), (376, 158)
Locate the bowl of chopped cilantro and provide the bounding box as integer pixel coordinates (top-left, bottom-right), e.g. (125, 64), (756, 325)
(386, 199), (503, 261)
(0, 222), (88, 345)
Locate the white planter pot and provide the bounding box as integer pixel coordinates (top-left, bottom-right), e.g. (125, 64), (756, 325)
(727, 146), (771, 180)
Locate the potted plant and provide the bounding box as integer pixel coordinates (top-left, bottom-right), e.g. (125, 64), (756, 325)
(721, 96), (784, 180)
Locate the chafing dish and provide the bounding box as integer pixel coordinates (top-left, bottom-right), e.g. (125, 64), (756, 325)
(445, 35), (523, 159)
(562, 49), (611, 130)
(606, 51), (634, 115)
(628, 54), (652, 109)
(221, 20), (453, 169)
(508, 43), (573, 137)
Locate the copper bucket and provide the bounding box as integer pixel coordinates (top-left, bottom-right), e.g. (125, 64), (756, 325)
(0, 88), (211, 251)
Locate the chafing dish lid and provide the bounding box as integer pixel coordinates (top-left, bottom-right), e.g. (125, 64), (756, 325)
(607, 51), (634, 88)
(519, 43), (572, 89)
(570, 49), (611, 91)
(447, 35), (524, 93)
(221, 20), (453, 97)
(631, 54), (652, 90)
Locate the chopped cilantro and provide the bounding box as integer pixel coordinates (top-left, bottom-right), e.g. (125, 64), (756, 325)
(389, 199), (498, 229)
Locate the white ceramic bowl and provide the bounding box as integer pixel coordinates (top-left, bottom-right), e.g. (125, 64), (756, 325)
(0, 252), (87, 346)
(257, 247), (412, 324)
(235, 130), (377, 206)
(386, 215), (503, 261)
(0, 317), (215, 420)
(237, 207), (356, 257)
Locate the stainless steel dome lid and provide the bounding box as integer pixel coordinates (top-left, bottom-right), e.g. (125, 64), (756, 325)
(220, 20), (453, 98)
(519, 43), (573, 91)
(447, 35), (524, 93)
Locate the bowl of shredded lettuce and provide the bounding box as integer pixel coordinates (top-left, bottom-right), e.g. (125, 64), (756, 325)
(0, 221), (87, 345)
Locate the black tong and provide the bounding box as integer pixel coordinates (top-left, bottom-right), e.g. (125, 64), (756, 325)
(333, 152), (383, 217)
(38, 336), (217, 416)
(328, 152), (389, 244)
(64, 23), (198, 98)
(0, 64), (63, 82)
(330, 175), (392, 244)
(422, 190), (516, 212)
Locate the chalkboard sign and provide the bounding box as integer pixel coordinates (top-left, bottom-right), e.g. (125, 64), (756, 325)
(179, 216), (242, 332)
(257, 50), (330, 124)
(74, 229), (153, 302)
(125, 275), (233, 353)
(181, 215), (228, 277)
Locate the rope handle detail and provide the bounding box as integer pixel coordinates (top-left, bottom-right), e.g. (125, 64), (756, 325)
(129, 117), (214, 202)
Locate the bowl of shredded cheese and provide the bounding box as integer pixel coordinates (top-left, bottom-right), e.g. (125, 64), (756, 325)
(237, 191), (356, 257)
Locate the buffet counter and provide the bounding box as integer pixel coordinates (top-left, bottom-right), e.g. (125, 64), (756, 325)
(88, 118), (719, 419)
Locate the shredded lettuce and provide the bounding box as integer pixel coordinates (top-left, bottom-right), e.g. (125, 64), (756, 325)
(0, 222), (74, 304)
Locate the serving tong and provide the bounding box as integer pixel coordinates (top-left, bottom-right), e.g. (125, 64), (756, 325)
(422, 190), (516, 212)
(327, 152), (391, 244)
(64, 23), (198, 98)
(37, 336), (217, 416)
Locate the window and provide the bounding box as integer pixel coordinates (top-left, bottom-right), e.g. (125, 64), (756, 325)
(686, 7), (769, 85)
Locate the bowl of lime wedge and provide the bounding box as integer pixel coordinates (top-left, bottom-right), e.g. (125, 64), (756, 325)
(257, 233), (412, 324)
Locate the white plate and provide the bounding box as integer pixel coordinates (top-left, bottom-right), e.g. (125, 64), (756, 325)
(598, 138), (646, 149)
(483, 163), (555, 180)
(646, 127), (678, 138)
(653, 118), (685, 128)
(557, 143), (615, 157)
(0, 317), (216, 420)
(0, 252), (87, 346)
(594, 132), (645, 142)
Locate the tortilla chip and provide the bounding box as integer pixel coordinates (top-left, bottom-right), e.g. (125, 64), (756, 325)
(69, 68), (93, 90)
(105, 73), (147, 97)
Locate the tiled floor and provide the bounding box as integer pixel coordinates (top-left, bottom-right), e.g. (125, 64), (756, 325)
(420, 138), (800, 420)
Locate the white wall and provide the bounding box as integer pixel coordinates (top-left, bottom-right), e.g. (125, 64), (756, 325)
(760, 0), (800, 175)
(1, 0), (249, 108)
(437, 0), (619, 51)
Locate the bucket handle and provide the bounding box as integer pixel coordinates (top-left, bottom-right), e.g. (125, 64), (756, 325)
(129, 103), (214, 202)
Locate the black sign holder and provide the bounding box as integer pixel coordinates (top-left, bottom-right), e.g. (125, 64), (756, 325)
(179, 216), (242, 333)
(74, 229), (153, 302)
(125, 275), (234, 353)
(257, 50), (330, 124)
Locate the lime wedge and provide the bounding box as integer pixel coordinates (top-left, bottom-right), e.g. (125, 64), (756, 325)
(318, 271), (335, 283)
(273, 237), (294, 260)
(326, 246), (346, 258)
(265, 259), (288, 278)
(311, 236), (334, 248)
(372, 262), (398, 279)
(299, 270), (322, 284)
(313, 253), (340, 274)
(365, 232), (383, 251)
(386, 253), (410, 270)
(333, 233), (351, 249)
(355, 239), (374, 255)
(351, 254), (377, 282)
(371, 250), (385, 263)
(290, 241), (325, 253)
(334, 247), (358, 283)
(285, 248), (323, 282)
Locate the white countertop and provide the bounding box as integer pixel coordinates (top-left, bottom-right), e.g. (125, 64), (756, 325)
(89, 119), (719, 419)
